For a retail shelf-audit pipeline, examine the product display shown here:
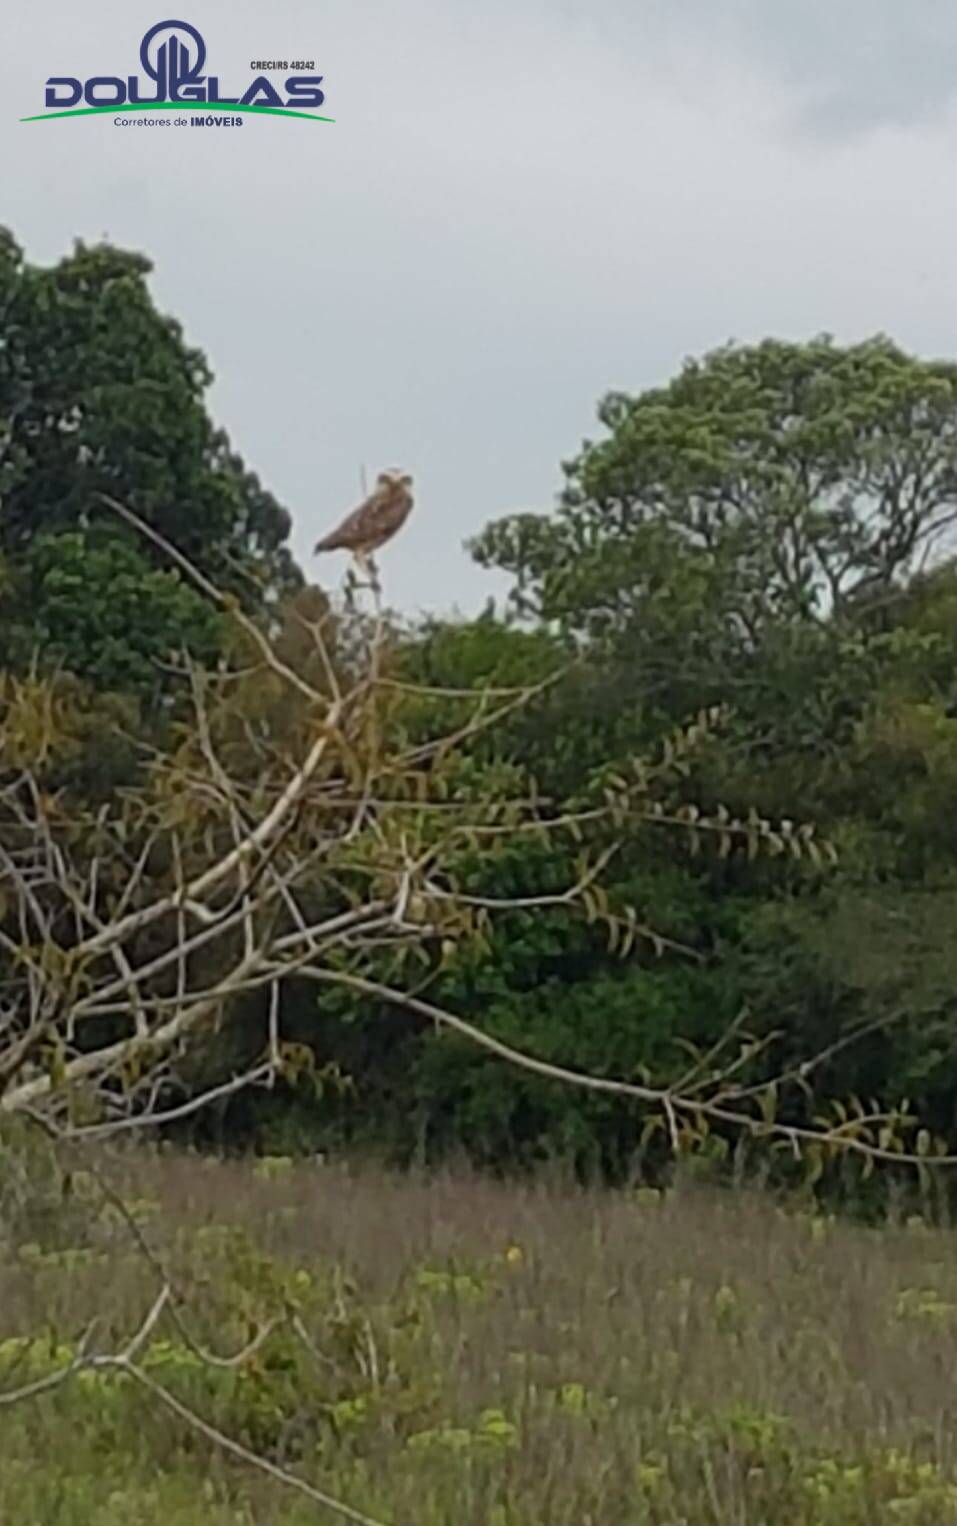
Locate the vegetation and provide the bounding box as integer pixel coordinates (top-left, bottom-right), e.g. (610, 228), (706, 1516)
(4, 1150), (957, 1524)
(5, 227), (957, 1518)
(3, 238), (957, 1193)
(0, 229), (299, 698)
(234, 337), (957, 1194)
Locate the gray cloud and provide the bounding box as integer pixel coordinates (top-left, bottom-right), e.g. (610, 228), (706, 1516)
(719, 0), (957, 136)
(590, 0), (957, 136)
(3, 1), (957, 617)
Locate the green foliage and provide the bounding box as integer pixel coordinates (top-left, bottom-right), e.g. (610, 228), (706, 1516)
(7, 279), (957, 1201)
(2, 529), (224, 697)
(8, 1155), (957, 1523)
(0, 227), (300, 695)
(473, 334), (957, 638)
(431, 339), (957, 1191)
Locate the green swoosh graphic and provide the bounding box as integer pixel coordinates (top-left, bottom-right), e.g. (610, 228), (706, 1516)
(21, 102), (335, 122)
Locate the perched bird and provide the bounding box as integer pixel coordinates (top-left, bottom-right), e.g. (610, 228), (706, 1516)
(313, 469), (414, 584)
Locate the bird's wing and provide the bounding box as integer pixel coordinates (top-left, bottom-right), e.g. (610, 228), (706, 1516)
(367, 487), (414, 538)
(314, 486), (386, 552)
(355, 489), (398, 541)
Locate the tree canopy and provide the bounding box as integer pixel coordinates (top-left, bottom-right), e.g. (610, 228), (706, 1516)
(4, 265), (957, 1204)
(0, 229), (301, 697)
(473, 335), (957, 642)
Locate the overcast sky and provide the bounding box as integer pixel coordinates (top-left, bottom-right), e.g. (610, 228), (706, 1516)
(5, 1), (957, 618)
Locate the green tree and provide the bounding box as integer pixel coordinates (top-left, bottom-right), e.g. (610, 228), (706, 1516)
(452, 341), (957, 1186)
(0, 228), (301, 694)
(1, 528), (224, 701)
(473, 335), (957, 642)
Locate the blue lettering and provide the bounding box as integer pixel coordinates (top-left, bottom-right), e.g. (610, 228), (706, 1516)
(45, 77), (82, 107)
(127, 75), (164, 104)
(240, 76), (283, 108)
(285, 77), (325, 107)
(83, 77), (127, 107)
(206, 76), (238, 103)
(40, 26), (328, 120)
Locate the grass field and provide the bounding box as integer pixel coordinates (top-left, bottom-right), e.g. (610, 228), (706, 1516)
(3, 1148), (957, 1524)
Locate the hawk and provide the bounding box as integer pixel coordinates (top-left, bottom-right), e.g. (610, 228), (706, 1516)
(313, 469), (414, 582)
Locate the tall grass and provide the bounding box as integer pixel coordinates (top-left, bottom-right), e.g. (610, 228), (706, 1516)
(3, 1148), (957, 1523)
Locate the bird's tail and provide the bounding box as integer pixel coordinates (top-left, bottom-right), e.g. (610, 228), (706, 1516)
(313, 532), (341, 553)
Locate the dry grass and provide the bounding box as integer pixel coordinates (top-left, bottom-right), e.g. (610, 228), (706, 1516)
(3, 1148), (957, 1523)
